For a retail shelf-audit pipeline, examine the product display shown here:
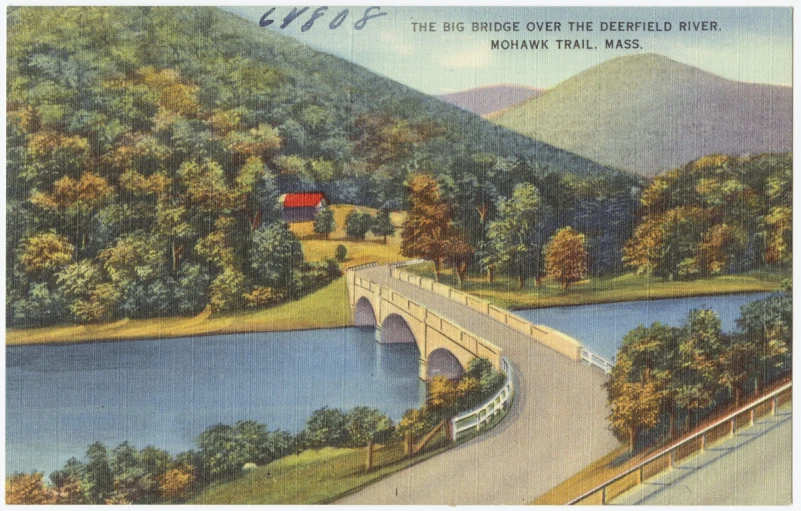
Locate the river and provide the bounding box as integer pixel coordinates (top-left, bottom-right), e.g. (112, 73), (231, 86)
(6, 327), (423, 476)
(7, 291), (772, 477)
(514, 292), (772, 361)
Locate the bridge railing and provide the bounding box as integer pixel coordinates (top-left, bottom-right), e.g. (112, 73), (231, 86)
(346, 261), (380, 272)
(567, 381), (792, 505)
(388, 267), (591, 363)
(449, 357), (515, 442)
(580, 349), (615, 374)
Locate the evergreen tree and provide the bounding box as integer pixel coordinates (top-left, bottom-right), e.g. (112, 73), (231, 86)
(371, 207), (395, 244)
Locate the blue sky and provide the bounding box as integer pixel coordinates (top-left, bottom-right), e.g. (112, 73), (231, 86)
(224, 6), (792, 94)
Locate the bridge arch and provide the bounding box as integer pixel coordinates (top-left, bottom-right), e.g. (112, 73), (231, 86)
(354, 297), (377, 327)
(427, 348), (464, 380)
(380, 314), (416, 344)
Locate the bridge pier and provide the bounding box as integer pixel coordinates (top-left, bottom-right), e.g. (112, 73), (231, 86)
(418, 358), (428, 381)
(374, 326), (382, 343)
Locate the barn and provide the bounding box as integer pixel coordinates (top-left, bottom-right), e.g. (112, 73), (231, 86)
(279, 192), (329, 222)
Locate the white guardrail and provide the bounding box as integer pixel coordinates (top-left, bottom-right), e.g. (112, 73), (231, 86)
(449, 357), (515, 441)
(581, 349), (615, 374)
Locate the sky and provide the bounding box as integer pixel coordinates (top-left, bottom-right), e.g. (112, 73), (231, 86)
(224, 6), (792, 95)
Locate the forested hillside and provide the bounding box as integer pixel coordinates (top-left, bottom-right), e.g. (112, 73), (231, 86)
(7, 6), (640, 327)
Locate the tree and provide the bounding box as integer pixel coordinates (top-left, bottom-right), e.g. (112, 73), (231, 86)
(718, 334), (758, 406)
(313, 205), (336, 240)
(6, 472), (55, 504)
(397, 408), (435, 441)
(335, 244), (347, 262)
(196, 424), (237, 480)
(674, 309), (725, 430)
(426, 376), (459, 413)
(400, 174), (453, 280)
(154, 202), (193, 275)
(606, 356), (661, 452)
(345, 407), (394, 446)
(484, 183), (542, 288)
(465, 357), (505, 398)
(250, 222), (304, 292)
(50, 457), (87, 504)
(620, 322), (682, 438)
(30, 172), (114, 251)
(735, 284), (792, 392)
(304, 407), (349, 448)
(159, 466), (195, 502)
(545, 226), (587, 290)
(109, 441), (159, 504)
(442, 231), (473, 287)
(371, 207), (395, 244)
(18, 233), (74, 274)
(85, 442), (114, 504)
(344, 209), (372, 240)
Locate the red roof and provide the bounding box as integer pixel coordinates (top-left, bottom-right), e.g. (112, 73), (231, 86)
(283, 192), (327, 208)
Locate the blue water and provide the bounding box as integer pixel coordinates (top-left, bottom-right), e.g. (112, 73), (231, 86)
(514, 292), (772, 362)
(6, 327), (423, 476)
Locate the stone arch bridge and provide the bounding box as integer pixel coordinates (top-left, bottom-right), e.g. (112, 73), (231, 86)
(348, 265), (504, 380)
(346, 262), (613, 381)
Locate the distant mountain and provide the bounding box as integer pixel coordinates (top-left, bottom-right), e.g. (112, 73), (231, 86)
(437, 84), (544, 116)
(488, 54), (792, 177)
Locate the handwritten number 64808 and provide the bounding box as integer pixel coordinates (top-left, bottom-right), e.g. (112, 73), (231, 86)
(260, 7), (387, 32)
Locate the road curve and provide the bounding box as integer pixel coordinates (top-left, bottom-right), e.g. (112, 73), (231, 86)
(336, 265), (619, 505)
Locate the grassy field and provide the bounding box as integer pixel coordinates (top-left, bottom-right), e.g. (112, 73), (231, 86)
(403, 263), (788, 310)
(191, 430), (449, 505)
(290, 204), (407, 267)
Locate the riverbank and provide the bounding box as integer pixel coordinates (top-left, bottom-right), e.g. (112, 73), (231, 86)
(6, 277), (352, 346)
(6, 203), (408, 347)
(401, 263), (788, 310)
(6, 263), (788, 346)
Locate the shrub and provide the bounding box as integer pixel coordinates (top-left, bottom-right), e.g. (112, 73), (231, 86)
(335, 244), (347, 262)
(345, 407), (394, 446)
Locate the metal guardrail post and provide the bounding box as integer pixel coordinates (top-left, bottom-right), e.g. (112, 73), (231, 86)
(772, 397), (777, 415)
(749, 408), (755, 427)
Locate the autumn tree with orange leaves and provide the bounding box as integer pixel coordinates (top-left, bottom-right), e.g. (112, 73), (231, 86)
(401, 174), (471, 281)
(545, 226), (587, 290)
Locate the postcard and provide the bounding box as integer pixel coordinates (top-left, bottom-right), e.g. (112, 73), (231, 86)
(5, 4), (792, 505)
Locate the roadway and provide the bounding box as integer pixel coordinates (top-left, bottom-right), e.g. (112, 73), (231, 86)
(336, 265), (619, 505)
(611, 404), (792, 505)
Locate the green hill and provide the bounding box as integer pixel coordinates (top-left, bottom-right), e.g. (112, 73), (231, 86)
(489, 54), (792, 177)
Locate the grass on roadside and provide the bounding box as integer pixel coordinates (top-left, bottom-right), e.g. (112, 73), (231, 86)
(532, 446), (628, 505)
(403, 263), (787, 310)
(192, 429), (450, 505)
